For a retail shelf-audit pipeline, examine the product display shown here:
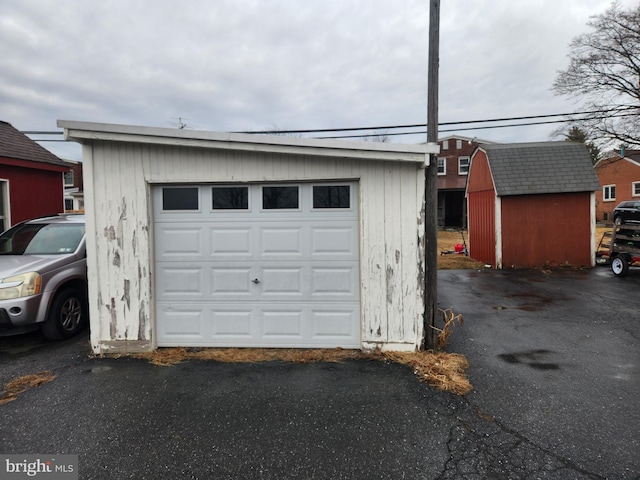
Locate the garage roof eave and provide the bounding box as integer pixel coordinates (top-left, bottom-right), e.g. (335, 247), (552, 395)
(57, 120), (438, 164)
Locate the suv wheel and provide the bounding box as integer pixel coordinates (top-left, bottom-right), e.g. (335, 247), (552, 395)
(41, 287), (87, 340)
(611, 255), (629, 277)
(614, 216), (622, 226)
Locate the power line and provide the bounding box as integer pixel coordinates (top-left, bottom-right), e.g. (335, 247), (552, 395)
(22, 106), (637, 141)
(317, 111), (638, 139)
(238, 107), (635, 135)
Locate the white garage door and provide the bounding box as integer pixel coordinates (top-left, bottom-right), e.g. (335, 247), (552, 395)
(153, 183), (360, 348)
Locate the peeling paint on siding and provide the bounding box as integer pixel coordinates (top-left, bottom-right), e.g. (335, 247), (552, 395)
(385, 266), (394, 304)
(104, 226), (116, 240)
(107, 298), (116, 338)
(122, 279), (130, 309)
(112, 251), (121, 267)
(138, 301), (147, 341)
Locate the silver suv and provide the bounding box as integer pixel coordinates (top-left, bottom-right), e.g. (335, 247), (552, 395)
(0, 214), (87, 339)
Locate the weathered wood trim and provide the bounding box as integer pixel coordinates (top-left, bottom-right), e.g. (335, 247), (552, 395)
(99, 340), (153, 353)
(495, 196), (503, 269)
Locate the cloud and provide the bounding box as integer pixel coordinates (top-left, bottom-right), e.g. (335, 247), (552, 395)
(0, 0), (634, 160)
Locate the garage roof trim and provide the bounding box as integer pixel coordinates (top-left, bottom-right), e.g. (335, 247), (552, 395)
(58, 120), (439, 164)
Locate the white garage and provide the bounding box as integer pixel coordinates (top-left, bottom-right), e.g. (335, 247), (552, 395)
(58, 120), (439, 354)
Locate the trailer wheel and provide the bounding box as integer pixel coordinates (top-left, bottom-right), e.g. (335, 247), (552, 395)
(611, 255), (629, 277)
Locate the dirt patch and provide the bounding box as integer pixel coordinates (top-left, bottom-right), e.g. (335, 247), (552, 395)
(132, 347), (472, 396)
(0, 371), (57, 405)
(437, 229), (485, 270)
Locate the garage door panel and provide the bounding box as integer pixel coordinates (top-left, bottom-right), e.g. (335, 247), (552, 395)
(311, 308), (360, 340)
(155, 183), (360, 348)
(211, 310), (253, 336)
(210, 227), (252, 257)
(157, 302), (360, 347)
(210, 268), (253, 296)
(156, 266), (205, 299)
(261, 267), (303, 296)
(261, 310), (304, 338)
(158, 308), (206, 342)
(311, 224), (358, 258)
(155, 226), (205, 258)
(311, 266), (358, 297)
(260, 226), (304, 257)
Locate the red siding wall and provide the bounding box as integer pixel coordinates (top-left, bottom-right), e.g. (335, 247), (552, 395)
(467, 150), (496, 266)
(0, 163), (66, 226)
(468, 190), (496, 266)
(501, 192), (593, 268)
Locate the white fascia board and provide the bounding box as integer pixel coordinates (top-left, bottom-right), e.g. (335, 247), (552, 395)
(58, 120), (439, 164)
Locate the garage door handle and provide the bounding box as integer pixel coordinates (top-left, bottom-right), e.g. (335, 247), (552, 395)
(252, 278), (261, 284)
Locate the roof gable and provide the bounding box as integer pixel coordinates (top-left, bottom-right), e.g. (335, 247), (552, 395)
(480, 141), (600, 196)
(595, 152), (640, 169)
(0, 121), (70, 168)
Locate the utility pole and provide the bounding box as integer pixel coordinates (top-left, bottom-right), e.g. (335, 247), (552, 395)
(424, 0), (440, 350)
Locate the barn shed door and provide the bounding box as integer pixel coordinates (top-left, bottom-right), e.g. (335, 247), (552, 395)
(153, 183), (360, 348)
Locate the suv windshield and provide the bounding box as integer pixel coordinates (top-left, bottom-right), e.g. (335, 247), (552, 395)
(0, 223), (85, 255)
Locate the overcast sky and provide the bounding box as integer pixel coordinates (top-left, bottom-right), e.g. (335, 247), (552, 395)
(1, 0), (637, 161)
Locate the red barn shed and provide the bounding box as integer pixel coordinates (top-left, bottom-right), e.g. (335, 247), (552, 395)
(0, 121), (72, 231)
(466, 142), (600, 269)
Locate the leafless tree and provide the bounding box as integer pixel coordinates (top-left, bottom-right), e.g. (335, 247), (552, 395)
(552, 2), (640, 147)
(361, 130), (389, 142)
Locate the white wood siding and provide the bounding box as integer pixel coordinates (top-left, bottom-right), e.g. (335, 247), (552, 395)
(84, 142), (426, 353)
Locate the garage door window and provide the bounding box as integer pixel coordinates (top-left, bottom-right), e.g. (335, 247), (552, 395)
(263, 186), (299, 209)
(313, 185), (350, 209)
(162, 187), (199, 211)
(212, 186), (249, 210)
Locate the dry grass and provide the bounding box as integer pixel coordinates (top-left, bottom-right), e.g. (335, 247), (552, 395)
(133, 347), (473, 395)
(437, 229), (485, 270)
(433, 308), (464, 349)
(0, 371), (57, 405)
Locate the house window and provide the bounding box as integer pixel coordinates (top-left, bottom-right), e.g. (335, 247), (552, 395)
(64, 170), (74, 187)
(603, 185), (616, 202)
(65, 199), (74, 211)
(633, 182), (640, 197)
(162, 187), (199, 211)
(263, 186), (299, 209)
(313, 185), (350, 208)
(456, 139), (462, 149)
(442, 140), (448, 150)
(437, 158), (446, 175)
(458, 157), (470, 175)
(212, 187), (249, 210)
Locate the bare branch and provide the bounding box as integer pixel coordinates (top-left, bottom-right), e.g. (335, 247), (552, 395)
(553, 2), (640, 146)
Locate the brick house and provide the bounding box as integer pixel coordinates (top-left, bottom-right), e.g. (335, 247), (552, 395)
(437, 135), (496, 228)
(594, 150), (640, 223)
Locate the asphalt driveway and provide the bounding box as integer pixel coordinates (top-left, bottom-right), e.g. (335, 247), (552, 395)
(441, 266), (640, 480)
(0, 266), (638, 479)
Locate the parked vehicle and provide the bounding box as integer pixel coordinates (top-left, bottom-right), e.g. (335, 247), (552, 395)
(613, 201), (640, 225)
(0, 214), (87, 339)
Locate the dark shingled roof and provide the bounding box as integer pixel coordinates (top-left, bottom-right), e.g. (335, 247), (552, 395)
(0, 121), (70, 168)
(481, 141), (600, 196)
